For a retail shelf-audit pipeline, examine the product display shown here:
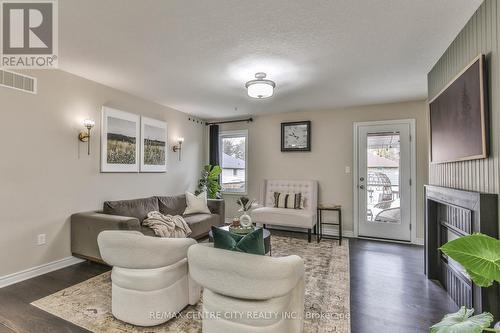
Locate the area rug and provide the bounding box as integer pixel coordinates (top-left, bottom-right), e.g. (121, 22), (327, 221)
(32, 236), (350, 333)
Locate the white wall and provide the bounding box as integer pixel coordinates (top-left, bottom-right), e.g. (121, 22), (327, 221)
(0, 69), (205, 277)
(220, 100), (428, 239)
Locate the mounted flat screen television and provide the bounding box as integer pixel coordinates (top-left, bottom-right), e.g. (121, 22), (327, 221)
(429, 54), (488, 163)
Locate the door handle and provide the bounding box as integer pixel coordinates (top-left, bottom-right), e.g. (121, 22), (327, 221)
(359, 185), (365, 190)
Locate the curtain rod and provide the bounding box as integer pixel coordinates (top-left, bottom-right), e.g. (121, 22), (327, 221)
(205, 118), (253, 126)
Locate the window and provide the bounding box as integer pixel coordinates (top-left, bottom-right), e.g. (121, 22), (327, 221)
(219, 130), (248, 194)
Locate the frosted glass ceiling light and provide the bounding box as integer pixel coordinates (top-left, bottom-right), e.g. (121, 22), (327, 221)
(245, 72), (275, 99)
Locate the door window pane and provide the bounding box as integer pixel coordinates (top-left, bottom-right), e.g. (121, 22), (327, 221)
(366, 132), (401, 224)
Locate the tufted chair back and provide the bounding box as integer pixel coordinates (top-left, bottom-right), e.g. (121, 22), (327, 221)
(262, 179), (318, 211)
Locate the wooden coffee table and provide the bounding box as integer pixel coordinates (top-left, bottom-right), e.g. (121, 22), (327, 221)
(208, 225), (272, 255)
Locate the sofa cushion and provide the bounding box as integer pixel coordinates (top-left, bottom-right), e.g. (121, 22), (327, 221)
(103, 197), (159, 223)
(184, 213), (220, 239)
(139, 226), (156, 237)
(264, 180), (317, 211)
(157, 194), (186, 216)
(251, 207), (315, 228)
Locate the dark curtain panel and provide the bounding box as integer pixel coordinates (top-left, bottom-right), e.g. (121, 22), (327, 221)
(209, 124), (220, 166)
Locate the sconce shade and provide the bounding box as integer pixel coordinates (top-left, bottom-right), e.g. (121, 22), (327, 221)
(79, 119), (95, 155)
(83, 119), (95, 128)
(173, 137), (184, 161)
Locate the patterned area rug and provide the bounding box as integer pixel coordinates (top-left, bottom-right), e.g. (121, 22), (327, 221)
(32, 236), (350, 333)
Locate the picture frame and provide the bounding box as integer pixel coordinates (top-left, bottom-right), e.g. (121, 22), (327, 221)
(140, 116), (167, 172)
(281, 121), (311, 152)
(429, 54), (488, 163)
(101, 106), (140, 172)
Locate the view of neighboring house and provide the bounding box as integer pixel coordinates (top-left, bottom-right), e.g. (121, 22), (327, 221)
(221, 152), (246, 192)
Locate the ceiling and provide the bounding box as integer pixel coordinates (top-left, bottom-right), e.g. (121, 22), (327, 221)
(59, 0), (483, 119)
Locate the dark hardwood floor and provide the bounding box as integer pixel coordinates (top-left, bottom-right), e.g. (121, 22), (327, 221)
(0, 261), (109, 333)
(350, 238), (457, 332)
(0, 237), (457, 332)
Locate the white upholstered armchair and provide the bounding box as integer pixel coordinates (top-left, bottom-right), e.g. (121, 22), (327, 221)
(97, 231), (200, 326)
(188, 243), (305, 333)
(251, 179), (318, 242)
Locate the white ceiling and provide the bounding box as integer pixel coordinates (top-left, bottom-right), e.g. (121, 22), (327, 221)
(59, 0), (482, 119)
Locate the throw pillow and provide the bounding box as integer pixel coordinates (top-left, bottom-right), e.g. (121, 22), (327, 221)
(103, 197), (159, 222)
(157, 194), (187, 216)
(183, 191), (211, 215)
(273, 192), (303, 209)
(212, 226), (265, 255)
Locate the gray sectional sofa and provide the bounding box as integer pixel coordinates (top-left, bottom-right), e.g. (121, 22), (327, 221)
(71, 195), (224, 263)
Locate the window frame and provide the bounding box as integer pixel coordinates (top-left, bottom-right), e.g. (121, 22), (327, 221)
(219, 129), (248, 195)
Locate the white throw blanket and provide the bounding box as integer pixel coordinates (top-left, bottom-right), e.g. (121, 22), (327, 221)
(142, 211), (192, 238)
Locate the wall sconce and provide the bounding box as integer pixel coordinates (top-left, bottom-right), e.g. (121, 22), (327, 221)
(173, 137), (184, 161)
(78, 119), (95, 155)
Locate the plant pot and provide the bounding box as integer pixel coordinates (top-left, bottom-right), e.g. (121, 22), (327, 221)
(240, 213), (252, 228)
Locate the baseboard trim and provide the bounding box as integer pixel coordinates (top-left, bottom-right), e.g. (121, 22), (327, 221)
(0, 256), (85, 289)
(414, 237), (425, 246)
(356, 235), (424, 246)
(265, 224), (354, 238)
(339, 230), (354, 238)
(320, 225), (354, 238)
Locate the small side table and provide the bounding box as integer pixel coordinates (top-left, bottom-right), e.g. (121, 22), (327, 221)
(317, 204), (342, 245)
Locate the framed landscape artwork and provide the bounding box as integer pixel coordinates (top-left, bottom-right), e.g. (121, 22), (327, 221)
(429, 54), (488, 163)
(140, 117), (167, 172)
(281, 121), (311, 152)
(101, 107), (140, 172)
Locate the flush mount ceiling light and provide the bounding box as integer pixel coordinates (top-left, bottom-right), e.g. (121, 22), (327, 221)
(245, 72), (276, 99)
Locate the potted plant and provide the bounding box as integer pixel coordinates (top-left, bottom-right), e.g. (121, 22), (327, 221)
(430, 233), (500, 332)
(195, 165), (222, 199)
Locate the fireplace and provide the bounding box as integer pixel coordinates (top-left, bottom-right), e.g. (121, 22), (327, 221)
(424, 185), (499, 317)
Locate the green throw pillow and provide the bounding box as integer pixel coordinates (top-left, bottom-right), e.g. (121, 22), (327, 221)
(212, 226), (265, 255)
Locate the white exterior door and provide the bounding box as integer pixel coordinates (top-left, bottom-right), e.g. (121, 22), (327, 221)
(356, 122), (412, 241)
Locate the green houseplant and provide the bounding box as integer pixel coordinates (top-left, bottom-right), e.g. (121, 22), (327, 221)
(195, 164), (222, 199)
(430, 233), (500, 333)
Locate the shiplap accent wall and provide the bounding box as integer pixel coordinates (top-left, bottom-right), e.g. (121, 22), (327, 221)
(428, 0), (499, 194)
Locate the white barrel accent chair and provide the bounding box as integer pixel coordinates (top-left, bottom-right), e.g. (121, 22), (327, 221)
(188, 243), (305, 333)
(251, 179), (318, 242)
(97, 231), (201, 326)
